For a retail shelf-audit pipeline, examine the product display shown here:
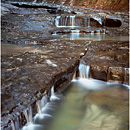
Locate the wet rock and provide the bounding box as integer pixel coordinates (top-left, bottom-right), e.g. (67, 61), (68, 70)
(90, 18), (102, 27)
(107, 67), (124, 83)
(81, 41), (129, 82)
(1, 39), (88, 129)
(90, 65), (108, 81)
(123, 68), (129, 85)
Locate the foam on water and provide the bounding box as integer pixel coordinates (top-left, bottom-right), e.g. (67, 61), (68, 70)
(79, 64), (90, 79)
(23, 106), (33, 123)
(21, 86), (62, 130)
(50, 86), (60, 101)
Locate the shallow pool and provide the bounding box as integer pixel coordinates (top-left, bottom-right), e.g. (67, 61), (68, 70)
(22, 78), (129, 130)
(53, 33), (129, 41)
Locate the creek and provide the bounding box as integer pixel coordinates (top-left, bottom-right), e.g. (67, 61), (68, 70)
(1, 1), (129, 130)
(21, 64), (129, 130)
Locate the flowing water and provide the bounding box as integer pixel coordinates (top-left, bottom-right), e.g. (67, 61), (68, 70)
(55, 16), (78, 27)
(21, 64), (129, 130)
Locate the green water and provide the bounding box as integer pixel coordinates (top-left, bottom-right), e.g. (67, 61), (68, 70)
(53, 33), (129, 41)
(45, 82), (129, 130)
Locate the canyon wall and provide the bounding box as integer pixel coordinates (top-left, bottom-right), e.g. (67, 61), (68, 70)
(2, 0), (129, 11)
(52, 0), (129, 12)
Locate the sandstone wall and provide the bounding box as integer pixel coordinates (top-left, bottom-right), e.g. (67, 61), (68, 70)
(55, 0), (129, 12)
(2, 0), (128, 11)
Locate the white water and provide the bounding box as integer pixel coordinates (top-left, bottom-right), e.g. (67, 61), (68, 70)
(79, 64), (90, 79)
(55, 15), (92, 27)
(55, 16), (61, 27)
(70, 16), (75, 27)
(55, 16), (79, 27)
(11, 118), (19, 130)
(11, 120), (15, 130)
(72, 63), (129, 90)
(50, 86), (60, 101)
(21, 86), (61, 130)
(36, 94), (48, 114)
(23, 106), (33, 123)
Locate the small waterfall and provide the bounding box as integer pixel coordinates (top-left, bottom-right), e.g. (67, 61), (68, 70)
(23, 106), (33, 123)
(65, 16), (68, 26)
(36, 93), (48, 113)
(11, 120), (16, 130)
(11, 116), (20, 130)
(50, 86), (60, 101)
(55, 16), (77, 27)
(55, 16), (61, 27)
(79, 64), (90, 79)
(51, 86), (55, 96)
(70, 16), (75, 27)
(92, 16), (102, 25)
(88, 16), (90, 27)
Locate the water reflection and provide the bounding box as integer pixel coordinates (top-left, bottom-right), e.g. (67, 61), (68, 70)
(53, 33), (129, 41)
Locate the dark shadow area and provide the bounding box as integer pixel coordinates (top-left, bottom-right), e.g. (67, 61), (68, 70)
(11, 3), (57, 9)
(103, 18), (122, 27)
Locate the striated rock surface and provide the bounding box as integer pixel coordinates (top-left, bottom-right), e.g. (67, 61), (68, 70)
(54, 0), (129, 12)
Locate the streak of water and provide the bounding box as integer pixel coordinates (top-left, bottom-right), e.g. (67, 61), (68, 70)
(23, 106), (32, 123)
(55, 16), (79, 27)
(79, 64), (90, 79)
(50, 86), (60, 101)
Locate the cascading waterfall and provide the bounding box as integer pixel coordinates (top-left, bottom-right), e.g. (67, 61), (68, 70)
(72, 63), (129, 90)
(70, 16), (75, 27)
(79, 64), (90, 79)
(23, 106), (33, 123)
(55, 15), (92, 27)
(55, 16), (77, 27)
(11, 118), (19, 130)
(55, 16), (61, 27)
(36, 93), (48, 114)
(11, 120), (15, 130)
(50, 86), (60, 101)
(21, 86), (62, 130)
(10, 116), (20, 130)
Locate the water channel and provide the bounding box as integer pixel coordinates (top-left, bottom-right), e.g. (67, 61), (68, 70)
(21, 64), (129, 130)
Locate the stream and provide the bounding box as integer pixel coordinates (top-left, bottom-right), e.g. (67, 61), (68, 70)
(1, 1), (129, 130)
(22, 64), (129, 130)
